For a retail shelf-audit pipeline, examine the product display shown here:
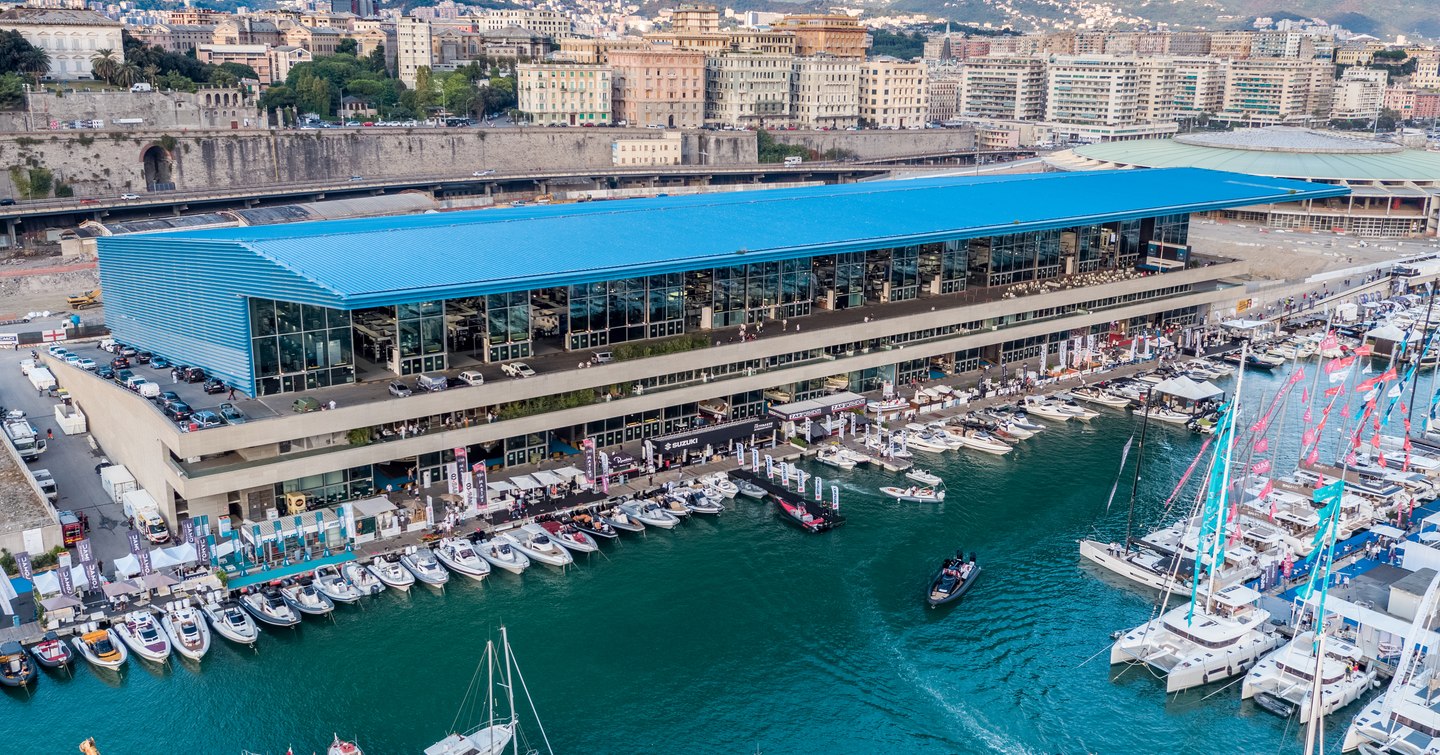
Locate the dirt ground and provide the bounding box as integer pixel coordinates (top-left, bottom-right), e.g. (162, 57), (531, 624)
(0, 255), (100, 319)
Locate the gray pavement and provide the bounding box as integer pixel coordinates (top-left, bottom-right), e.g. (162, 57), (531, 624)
(0, 345), (133, 565)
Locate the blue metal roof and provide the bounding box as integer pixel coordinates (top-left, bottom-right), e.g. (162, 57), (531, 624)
(98, 168), (1346, 310)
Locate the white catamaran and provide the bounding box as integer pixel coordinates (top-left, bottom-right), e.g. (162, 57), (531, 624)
(426, 627), (553, 755)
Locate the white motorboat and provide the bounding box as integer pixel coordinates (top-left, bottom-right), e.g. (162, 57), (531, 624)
(366, 554), (415, 591)
(73, 627), (128, 670)
(1241, 631), (1375, 722)
(657, 495), (692, 519)
(280, 580), (336, 617)
(342, 561), (387, 596)
(530, 521), (597, 553)
(599, 506), (646, 532)
(1019, 398), (1071, 422)
(701, 473), (739, 498)
(434, 537), (493, 581)
(401, 546), (451, 587)
(1138, 405), (1194, 424)
(954, 428), (1012, 455)
(200, 597), (261, 645)
(498, 530), (573, 568)
(620, 500), (681, 529)
(674, 489), (725, 515)
(839, 447), (875, 466)
(114, 609), (172, 663)
(1053, 399), (1100, 421)
(994, 411), (1046, 433)
(905, 469), (942, 486)
(735, 479), (768, 499)
(240, 586), (302, 627)
(476, 538), (532, 575)
(312, 564), (365, 604)
(903, 432), (952, 453)
(879, 485), (945, 503)
(815, 446), (857, 470)
(992, 420), (1035, 439)
(866, 397), (910, 413)
(160, 600), (211, 661)
(1110, 584), (1281, 692)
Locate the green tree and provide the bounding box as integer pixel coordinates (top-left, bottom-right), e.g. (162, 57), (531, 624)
(0, 30), (49, 82)
(142, 63), (159, 84)
(258, 84), (298, 114)
(209, 69), (238, 88)
(0, 72), (25, 110)
(412, 65), (437, 111)
(114, 63), (141, 88)
(336, 37), (358, 56)
(90, 48), (120, 84)
(365, 44), (387, 74)
(478, 75), (515, 117)
(217, 62), (259, 82)
(440, 71), (476, 116)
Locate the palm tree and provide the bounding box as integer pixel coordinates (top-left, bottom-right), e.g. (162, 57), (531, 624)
(113, 63), (141, 89)
(90, 48), (118, 84)
(19, 46), (49, 85)
(142, 64), (159, 85)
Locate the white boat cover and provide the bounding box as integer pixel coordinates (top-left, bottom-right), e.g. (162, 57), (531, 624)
(1152, 375), (1223, 402)
(1366, 323), (1409, 341)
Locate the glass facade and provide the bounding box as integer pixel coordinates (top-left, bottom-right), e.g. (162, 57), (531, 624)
(250, 298), (355, 396)
(486, 291), (532, 362)
(568, 274), (685, 350)
(398, 300), (447, 375)
(273, 465), (375, 511)
(703, 260), (813, 327)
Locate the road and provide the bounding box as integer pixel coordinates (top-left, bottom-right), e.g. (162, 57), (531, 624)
(0, 345), (133, 565)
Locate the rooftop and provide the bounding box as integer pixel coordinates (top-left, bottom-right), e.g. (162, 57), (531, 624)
(97, 168), (1344, 309)
(0, 7), (121, 25)
(1072, 128), (1440, 182)
(0, 444), (54, 539)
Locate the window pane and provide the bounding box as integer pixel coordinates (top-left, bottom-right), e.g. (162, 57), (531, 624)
(276, 300), (302, 334)
(255, 337), (280, 377)
(279, 333), (305, 373)
(249, 299), (276, 337)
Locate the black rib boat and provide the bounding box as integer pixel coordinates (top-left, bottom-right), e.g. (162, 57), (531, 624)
(927, 556), (981, 607)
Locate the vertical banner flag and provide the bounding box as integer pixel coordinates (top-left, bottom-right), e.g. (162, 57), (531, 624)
(181, 518), (196, 546)
(445, 461), (460, 496)
(832, 485), (840, 510)
(83, 560), (100, 591)
(583, 438), (597, 482)
(815, 475), (822, 501)
(76, 537), (94, 565)
(473, 461), (489, 510)
(15, 551), (32, 580)
(57, 554), (74, 595)
(455, 447), (475, 509)
(127, 529), (142, 556)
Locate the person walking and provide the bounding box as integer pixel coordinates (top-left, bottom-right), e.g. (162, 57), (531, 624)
(46, 428), (54, 440)
(227, 387), (237, 400)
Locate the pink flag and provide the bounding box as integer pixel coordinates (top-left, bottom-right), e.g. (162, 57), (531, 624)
(1372, 434), (1381, 449)
(1251, 459), (1272, 475)
(1326, 355), (1356, 373)
(1306, 448), (1320, 464)
(1302, 428), (1318, 446)
(1302, 388), (1309, 403)
(1321, 333), (1338, 350)
(1324, 385), (1343, 397)
(1254, 438), (1269, 453)
(1378, 451), (1388, 468)
(1303, 408), (1313, 422)
(1259, 478), (1275, 499)
(1354, 344), (1373, 356)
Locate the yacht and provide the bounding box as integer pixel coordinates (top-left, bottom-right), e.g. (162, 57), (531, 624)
(531, 520), (598, 553)
(476, 537), (532, 575)
(312, 564), (364, 604)
(73, 628), (128, 670)
(701, 473), (739, 498)
(1138, 405), (1194, 424)
(1052, 397), (1100, 421)
(160, 601), (211, 661)
(903, 431), (952, 453)
(114, 609), (173, 663)
(434, 537), (493, 581)
(1241, 632), (1374, 721)
(341, 561), (387, 596)
(816, 446), (857, 470)
(953, 428), (1013, 455)
(401, 546), (451, 587)
(619, 500), (680, 529)
(240, 586), (302, 627)
(366, 554), (417, 591)
(280, 579), (336, 617)
(1110, 584), (1281, 692)
(1018, 397), (1071, 422)
(906, 469), (943, 486)
(425, 627), (552, 755)
(497, 530), (573, 568)
(1069, 387), (1132, 409)
(200, 598), (261, 645)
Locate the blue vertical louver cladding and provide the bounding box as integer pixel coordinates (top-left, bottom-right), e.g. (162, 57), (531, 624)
(97, 237), (345, 395)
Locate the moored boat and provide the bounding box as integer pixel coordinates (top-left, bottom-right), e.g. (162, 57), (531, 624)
(564, 512), (618, 540)
(1240, 631), (1374, 722)
(619, 500), (680, 529)
(240, 586), (302, 627)
(905, 469), (942, 486)
(816, 446), (857, 470)
(367, 554), (417, 591)
(774, 494), (842, 533)
(434, 537), (493, 581)
(73, 628), (128, 670)
(341, 561), (387, 596)
(736, 480), (768, 499)
(926, 555), (980, 607)
(1110, 584), (1281, 692)
(114, 609), (172, 663)
(280, 579), (336, 617)
(535, 520), (598, 553)
(476, 538), (531, 575)
(0, 641), (37, 687)
(400, 546), (451, 588)
(1018, 397), (1071, 422)
(598, 506), (646, 533)
(498, 530), (573, 568)
(27, 631), (73, 669)
(201, 598), (261, 645)
(312, 564), (364, 604)
(160, 600), (211, 662)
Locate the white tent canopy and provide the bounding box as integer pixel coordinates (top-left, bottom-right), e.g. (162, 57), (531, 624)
(33, 566), (91, 596)
(553, 466), (586, 481)
(532, 470), (565, 487)
(1152, 375), (1224, 402)
(486, 481), (517, 494)
(1366, 323), (1409, 341)
(510, 475), (543, 491)
(113, 554), (142, 578)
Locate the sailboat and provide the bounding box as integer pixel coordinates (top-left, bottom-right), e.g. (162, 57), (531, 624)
(426, 627), (554, 755)
(1343, 572), (1440, 752)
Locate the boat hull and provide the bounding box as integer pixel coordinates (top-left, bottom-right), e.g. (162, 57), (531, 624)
(240, 594), (301, 627)
(476, 542), (531, 574)
(927, 565), (981, 607)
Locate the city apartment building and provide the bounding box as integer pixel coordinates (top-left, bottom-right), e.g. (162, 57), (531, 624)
(556, 37), (648, 65)
(926, 74), (959, 124)
(131, 23), (217, 54)
(608, 48), (706, 128)
(270, 45), (313, 84)
(705, 51), (792, 128)
(284, 25), (342, 57)
(670, 4), (719, 33)
(395, 17), (432, 88)
(1044, 55), (1179, 141)
(958, 56), (1047, 121)
(770, 14), (867, 60)
(611, 132), (682, 166)
(790, 55), (860, 129)
(859, 57), (927, 129)
(472, 9), (573, 37)
(517, 63), (612, 126)
(82, 171), (1343, 532)
(1414, 51), (1440, 90)
(1208, 31), (1253, 59)
(212, 17), (283, 47)
(1219, 57), (1333, 125)
(1171, 57), (1226, 116)
(1331, 67), (1387, 120)
(0, 7), (123, 81)
(197, 45), (274, 85)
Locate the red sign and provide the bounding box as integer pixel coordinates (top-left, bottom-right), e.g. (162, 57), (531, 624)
(42, 329), (66, 343)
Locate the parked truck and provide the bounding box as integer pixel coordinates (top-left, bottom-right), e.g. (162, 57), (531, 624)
(2, 417), (45, 461)
(121, 489), (169, 544)
(28, 367), (56, 392)
(100, 464), (137, 504)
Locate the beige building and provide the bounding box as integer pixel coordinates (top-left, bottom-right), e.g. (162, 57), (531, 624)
(517, 63), (612, 126)
(771, 14), (867, 60)
(473, 9), (572, 37)
(354, 27), (395, 72)
(1385, 85), (1418, 120)
(284, 25), (343, 56)
(1219, 57), (1333, 125)
(1209, 31), (1253, 60)
(790, 54), (860, 129)
(958, 55), (1047, 121)
(670, 4), (719, 33)
(0, 7), (123, 81)
(396, 17), (432, 88)
(1171, 56), (1226, 116)
(131, 23), (216, 54)
(705, 51), (792, 127)
(1414, 51), (1440, 90)
(859, 57), (927, 129)
(198, 44), (274, 85)
(1331, 66), (1387, 120)
(1045, 55), (1179, 141)
(611, 132), (683, 166)
(269, 45), (313, 85)
(926, 74), (960, 124)
(212, 17), (283, 47)
(608, 48), (705, 128)
(555, 36), (648, 65)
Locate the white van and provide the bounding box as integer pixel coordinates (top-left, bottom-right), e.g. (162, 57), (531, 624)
(415, 374), (448, 392)
(458, 371), (485, 386)
(19, 358), (35, 375)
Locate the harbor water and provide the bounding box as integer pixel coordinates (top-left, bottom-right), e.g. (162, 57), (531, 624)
(3, 365), (1376, 754)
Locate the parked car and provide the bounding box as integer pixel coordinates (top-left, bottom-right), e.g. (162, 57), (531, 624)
(149, 356), (170, 369)
(457, 370), (485, 386)
(63, 353), (81, 365)
(387, 381), (412, 398)
(118, 346), (137, 357)
(156, 390), (181, 407)
(471, 169), (495, 177)
(76, 358), (96, 371)
(292, 397), (321, 413)
(96, 365), (114, 380)
(110, 356), (130, 369)
(188, 410), (225, 429)
(182, 366), (206, 383)
(119, 193), (140, 200)
(501, 362), (535, 378)
(164, 402), (192, 422)
(136, 351), (152, 365)
(202, 378), (227, 394)
(47, 345), (68, 357)
(218, 403), (247, 424)
(114, 368), (133, 384)
(592, 352), (613, 365)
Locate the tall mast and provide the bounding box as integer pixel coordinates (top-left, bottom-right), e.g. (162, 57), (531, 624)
(1122, 384), (1154, 554)
(502, 626), (518, 755)
(486, 636), (495, 735)
(1207, 342), (1247, 607)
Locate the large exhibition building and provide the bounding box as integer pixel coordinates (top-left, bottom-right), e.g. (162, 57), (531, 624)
(57, 169), (1343, 528)
(1046, 126), (1440, 238)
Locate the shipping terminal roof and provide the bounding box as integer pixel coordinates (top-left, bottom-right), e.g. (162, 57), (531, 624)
(96, 169), (1347, 309)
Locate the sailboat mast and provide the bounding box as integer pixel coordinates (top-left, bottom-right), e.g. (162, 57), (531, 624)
(1410, 286), (1437, 428)
(1207, 342), (1248, 604)
(1122, 385), (1154, 553)
(502, 626), (518, 755)
(486, 637), (495, 734)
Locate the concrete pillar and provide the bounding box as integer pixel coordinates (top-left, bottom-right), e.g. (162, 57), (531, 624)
(4, 219), (16, 247)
